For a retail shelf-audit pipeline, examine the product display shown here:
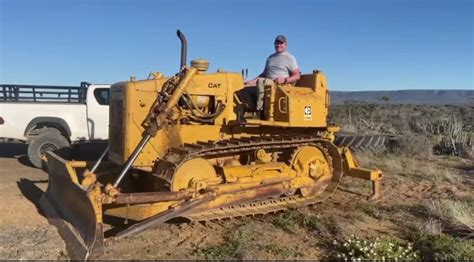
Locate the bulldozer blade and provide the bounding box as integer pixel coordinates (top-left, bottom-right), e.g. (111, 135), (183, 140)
(39, 151), (104, 260)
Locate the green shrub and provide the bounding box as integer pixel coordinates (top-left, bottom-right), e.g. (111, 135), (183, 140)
(259, 243), (303, 258)
(193, 225), (255, 259)
(412, 233), (474, 260)
(271, 210), (342, 237)
(302, 213), (342, 235)
(271, 211), (303, 233)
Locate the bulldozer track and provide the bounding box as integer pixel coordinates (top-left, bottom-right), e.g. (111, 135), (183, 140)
(188, 191), (333, 221)
(154, 134), (343, 222)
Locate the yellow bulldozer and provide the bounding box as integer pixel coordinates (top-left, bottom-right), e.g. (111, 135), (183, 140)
(39, 30), (383, 259)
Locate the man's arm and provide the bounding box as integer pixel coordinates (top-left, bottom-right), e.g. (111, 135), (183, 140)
(275, 69), (301, 85)
(244, 71), (265, 86)
(245, 58), (269, 86)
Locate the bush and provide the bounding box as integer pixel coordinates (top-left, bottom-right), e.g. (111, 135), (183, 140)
(336, 235), (420, 260)
(302, 213), (342, 236)
(271, 210), (342, 237)
(193, 224), (255, 259)
(259, 243), (302, 258)
(391, 134), (434, 156)
(330, 104), (473, 158)
(425, 200), (474, 235)
(412, 233), (474, 260)
(271, 211), (303, 233)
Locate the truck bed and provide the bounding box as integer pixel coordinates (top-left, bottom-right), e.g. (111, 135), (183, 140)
(0, 83), (89, 104)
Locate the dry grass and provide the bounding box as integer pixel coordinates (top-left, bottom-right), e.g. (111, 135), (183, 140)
(424, 200), (474, 236)
(420, 218), (443, 236)
(420, 165), (462, 183)
(357, 151), (464, 184)
(330, 104), (474, 158)
(330, 104), (474, 259)
(448, 202), (474, 233)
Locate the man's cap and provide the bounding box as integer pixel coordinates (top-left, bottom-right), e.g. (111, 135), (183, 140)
(275, 35), (287, 43)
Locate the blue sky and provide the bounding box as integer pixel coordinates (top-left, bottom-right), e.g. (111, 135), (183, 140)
(1, 0), (472, 91)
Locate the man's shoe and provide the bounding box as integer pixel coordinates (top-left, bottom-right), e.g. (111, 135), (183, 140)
(236, 104), (247, 125)
(249, 111), (262, 119)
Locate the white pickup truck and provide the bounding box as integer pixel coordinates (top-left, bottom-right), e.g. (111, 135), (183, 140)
(0, 82), (110, 167)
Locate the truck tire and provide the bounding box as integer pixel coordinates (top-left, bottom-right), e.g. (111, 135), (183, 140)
(27, 128), (70, 168)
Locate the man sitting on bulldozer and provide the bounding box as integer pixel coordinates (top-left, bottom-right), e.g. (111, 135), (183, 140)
(244, 34), (301, 119)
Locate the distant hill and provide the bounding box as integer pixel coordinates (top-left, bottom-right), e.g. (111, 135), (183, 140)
(330, 90), (474, 105)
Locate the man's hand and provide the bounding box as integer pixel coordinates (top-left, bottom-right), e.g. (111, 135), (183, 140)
(244, 78), (258, 87)
(275, 77), (286, 85)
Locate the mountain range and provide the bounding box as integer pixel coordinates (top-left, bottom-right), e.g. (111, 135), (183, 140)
(330, 89), (473, 105)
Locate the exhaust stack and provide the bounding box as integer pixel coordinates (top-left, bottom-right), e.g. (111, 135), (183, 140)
(177, 30), (187, 69)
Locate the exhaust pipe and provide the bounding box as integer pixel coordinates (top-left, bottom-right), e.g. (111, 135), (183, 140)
(177, 30), (187, 69)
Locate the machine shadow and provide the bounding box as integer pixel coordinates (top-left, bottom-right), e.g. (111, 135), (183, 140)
(16, 178), (48, 218)
(15, 142), (108, 220)
(0, 141), (108, 161)
(0, 142), (28, 157)
(103, 215), (191, 238)
(0, 141), (108, 168)
(72, 141), (108, 161)
(0, 142), (36, 167)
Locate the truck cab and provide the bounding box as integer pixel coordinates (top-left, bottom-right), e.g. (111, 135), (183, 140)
(0, 82), (110, 168)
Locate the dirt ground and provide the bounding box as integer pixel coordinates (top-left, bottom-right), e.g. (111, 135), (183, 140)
(0, 142), (472, 260)
(0, 143), (65, 259)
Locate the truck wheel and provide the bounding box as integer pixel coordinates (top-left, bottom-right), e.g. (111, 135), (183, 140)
(27, 128), (70, 168)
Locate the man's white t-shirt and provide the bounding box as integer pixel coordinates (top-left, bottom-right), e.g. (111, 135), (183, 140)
(263, 51), (299, 79)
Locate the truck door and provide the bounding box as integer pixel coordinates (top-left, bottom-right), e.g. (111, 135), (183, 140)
(86, 85), (110, 140)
